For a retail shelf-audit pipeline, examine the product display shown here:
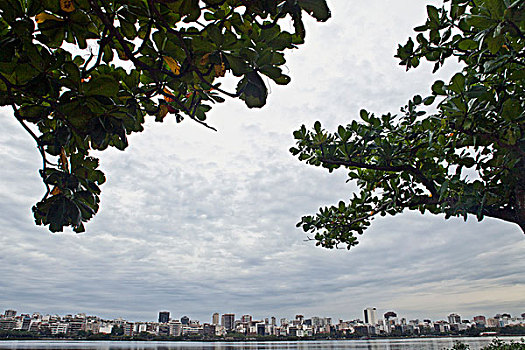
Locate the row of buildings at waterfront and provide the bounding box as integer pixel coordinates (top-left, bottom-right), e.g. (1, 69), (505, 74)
(1, 308), (524, 337)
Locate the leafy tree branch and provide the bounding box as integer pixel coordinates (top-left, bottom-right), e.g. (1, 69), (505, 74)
(0, 0), (331, 232)
(292, 0), (525, 249)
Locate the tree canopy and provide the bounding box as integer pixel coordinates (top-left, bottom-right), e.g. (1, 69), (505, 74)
(0, 0), (330, 232)
(291, 0), (525, 249)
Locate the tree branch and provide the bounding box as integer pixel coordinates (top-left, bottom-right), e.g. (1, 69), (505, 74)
(12, 107), (52, 200)
(319, 157), (438, 197)
(89, 0), (216, 127)
(159, 89), (217, 131)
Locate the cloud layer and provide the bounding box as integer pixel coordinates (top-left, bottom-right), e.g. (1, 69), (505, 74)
(0, 0), (523, 324)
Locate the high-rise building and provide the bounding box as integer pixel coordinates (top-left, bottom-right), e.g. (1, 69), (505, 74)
(448, 313), (461, 324)
(364, 308), (377, 325)
(212, 313), (220, 325)
(158, 311), (170, 323)
(4, 310), (16, 317)
(157, 324), (169, 336)
(256, 323), (266, 336)
(203, 323), (216, 336)
(295, 315), (304, 325)
(21, 315), (31, 331)
(169, 320), (182, 336)
(221, 314), (235, 330)
(180, 316), (190, 325)
(241, 315), (252, 323)
(473, 315), (486, 325)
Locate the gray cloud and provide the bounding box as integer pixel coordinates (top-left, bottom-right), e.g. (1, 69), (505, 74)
(1, 0), (524, 325)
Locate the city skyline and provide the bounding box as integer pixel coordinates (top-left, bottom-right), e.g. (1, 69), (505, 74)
(2, 307), (523, 325)
(1, 307), (524, 339)
(1, 0), (524, 324)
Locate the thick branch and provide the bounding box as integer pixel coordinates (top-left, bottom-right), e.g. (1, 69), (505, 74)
(320, 157), (438, 197)
(459, 126), (525, 158)
(409, 194), (524, 233)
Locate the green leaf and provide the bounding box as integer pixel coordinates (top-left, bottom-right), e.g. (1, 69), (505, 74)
(224, 53), (251, 76)
(509, 69), (525, 81)
(431, 80), (446, 95)
(120, 19), (138, 40)
(359, 109), (369, 122)
(458, 39), (477, 50)
(423, 96), (436, 105)
(298, 0), (331, 22)
(63, 61), (80, 83)
(41, 0), (60, 12)
(206, 24), (223, 46)
(466, 15), (495, 30)
(84, 75), (119, 97)
(272, 74), (291, 85)
(259, 65), (281, 80)
(180, 0), (201, 22)
(485, 0), (505, 19)
(338, 125), (346, 138)
(237, 71), (267, 108)
(102, 45), (114, 63)
(501, 99), (521, 121)
(19, 105), (49, 120)
(449, 73), (465, 93)
(427, 5), (440, 24)
(486, 34), (504, 54)
(439, 180), (449, 201)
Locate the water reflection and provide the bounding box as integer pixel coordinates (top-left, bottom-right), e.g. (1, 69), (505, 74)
(0, 337), (521, 350)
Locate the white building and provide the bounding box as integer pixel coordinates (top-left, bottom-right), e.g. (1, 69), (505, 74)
(364, 308), (377, 325)
(50, 323), (69, 334)
(169, 320), (182, 336)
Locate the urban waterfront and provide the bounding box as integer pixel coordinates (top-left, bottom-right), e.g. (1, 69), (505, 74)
(0, 338), (524, 350)
(2, 309), (525, 339)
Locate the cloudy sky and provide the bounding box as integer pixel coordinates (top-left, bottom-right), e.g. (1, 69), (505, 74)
(1, 0), (524, 324)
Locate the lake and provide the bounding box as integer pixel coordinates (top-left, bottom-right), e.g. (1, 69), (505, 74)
(0, 337), (523, 350)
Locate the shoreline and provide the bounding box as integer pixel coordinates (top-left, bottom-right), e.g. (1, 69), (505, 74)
(0, 334), (524, 342)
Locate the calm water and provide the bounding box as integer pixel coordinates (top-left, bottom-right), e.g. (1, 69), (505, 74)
(0, 337), (523, 350)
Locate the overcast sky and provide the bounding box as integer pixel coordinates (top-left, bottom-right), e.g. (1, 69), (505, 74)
(1, 0), (524, 324)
